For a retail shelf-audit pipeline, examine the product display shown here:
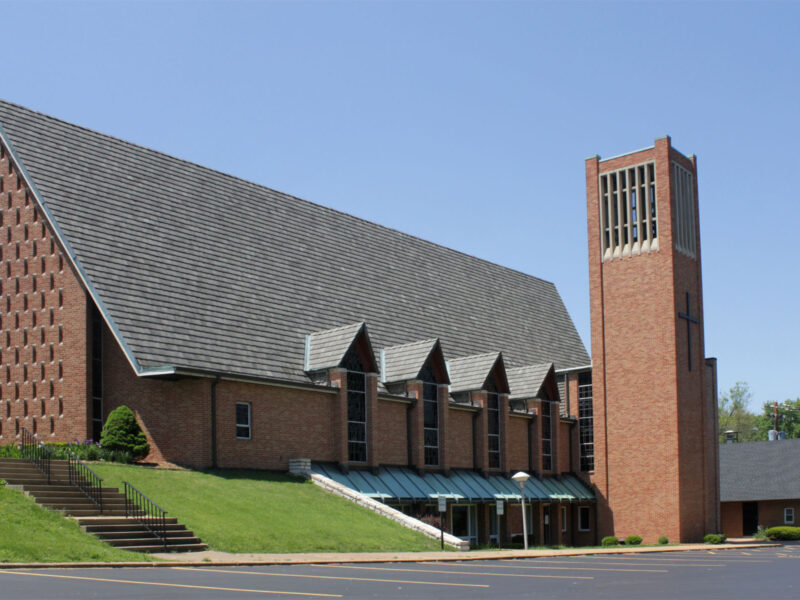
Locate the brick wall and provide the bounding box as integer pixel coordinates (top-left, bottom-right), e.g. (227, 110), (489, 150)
(586, 137), (718, 543)
(0, 142), (90, 445)
(375, 398), (408, 466)
(506, 414), (531, 472)
(446, 407), (474, 469)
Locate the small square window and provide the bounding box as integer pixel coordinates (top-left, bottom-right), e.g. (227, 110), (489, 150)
(578, 506), (590, 531)
(236, 402), (251, 440)
(785, 507), (795, 525)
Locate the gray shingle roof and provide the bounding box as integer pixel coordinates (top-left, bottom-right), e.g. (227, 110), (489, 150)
(305, 322), (365, 372)
(719, 439), (800, 502)
(381, 339), (440, 384)
(0, 100), (590, 384)
(447, 353), (504, 393)
(506, 363), (553, 401)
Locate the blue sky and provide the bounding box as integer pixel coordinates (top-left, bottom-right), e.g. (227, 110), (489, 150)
(5, 1), (798, 410)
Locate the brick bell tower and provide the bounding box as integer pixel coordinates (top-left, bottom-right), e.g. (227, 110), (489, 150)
(585, 136), (719, 543)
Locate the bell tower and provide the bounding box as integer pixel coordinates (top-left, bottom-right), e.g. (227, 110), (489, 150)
(585, 136), (719, 543)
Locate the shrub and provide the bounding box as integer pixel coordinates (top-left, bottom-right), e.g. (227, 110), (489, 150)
(99, 406), (150, 460)
(0, 443), (21, 458)
(719, 532), (728, 542)
(764, 526), (800, 541)
(625, 535), (643, 546)
(658, 536), (669, 545)
(601, 536), (619, 547)
(754, 527), (768, 540)
(704, 534), (722, 544)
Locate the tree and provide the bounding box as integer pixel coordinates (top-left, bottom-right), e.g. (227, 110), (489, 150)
(99, 405), (150, 460)
(754, 398), (800, 440)
(718, 382), (758, 442)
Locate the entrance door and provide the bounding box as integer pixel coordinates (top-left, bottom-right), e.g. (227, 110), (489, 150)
(742, 502), (759, 536)
(451, 505), (477, 546)
(542, 504), (552, 546)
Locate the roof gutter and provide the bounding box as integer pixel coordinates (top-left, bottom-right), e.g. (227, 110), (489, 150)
(158, 367), (339, 394)
(554, 364), (592, 375)
(0, 124), (145, 377)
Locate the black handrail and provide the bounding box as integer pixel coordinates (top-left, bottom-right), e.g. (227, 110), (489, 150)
(67, 452), (104, 513)
(20, 426), (51, 484)
(123, 481), (167, 550)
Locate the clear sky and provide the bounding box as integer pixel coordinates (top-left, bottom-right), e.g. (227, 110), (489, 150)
(4, 1), (798, 410)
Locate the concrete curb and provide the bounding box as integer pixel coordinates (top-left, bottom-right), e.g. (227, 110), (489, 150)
(0, 542), (779, 569)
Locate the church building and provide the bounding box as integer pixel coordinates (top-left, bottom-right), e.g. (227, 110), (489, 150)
(0, 100), (719, 545)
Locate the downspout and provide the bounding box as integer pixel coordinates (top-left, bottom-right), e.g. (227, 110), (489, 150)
(211, 377), (220, 468)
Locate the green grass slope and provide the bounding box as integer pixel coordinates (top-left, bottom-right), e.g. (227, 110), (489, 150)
(91, 465), (441, 553)
(0, 484), (150, 563)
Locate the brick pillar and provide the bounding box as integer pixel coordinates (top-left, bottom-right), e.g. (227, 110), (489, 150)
(406, 380), (423, 469)
(438, 384), (450, 472)
(472, 390), (487, 472)
(328, 368), (348, 466)
(366, 372), (379, 467)
(499, 392), (510, 473)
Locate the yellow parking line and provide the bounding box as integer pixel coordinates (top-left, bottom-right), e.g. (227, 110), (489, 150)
(314, 564), (593, 580)
(0, 571), (340, 597)
(420, 562), (667, 573)
(482, 559), (728, 568)
(172, 566), (489, 588)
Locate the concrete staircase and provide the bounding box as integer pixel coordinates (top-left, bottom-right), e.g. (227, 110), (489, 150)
(0, 457), (206, 552)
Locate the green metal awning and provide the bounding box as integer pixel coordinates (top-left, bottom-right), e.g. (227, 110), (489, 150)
(311, 463), (595, 504)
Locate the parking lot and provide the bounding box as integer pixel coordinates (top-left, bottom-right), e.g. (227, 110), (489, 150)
(1, 546), (798, 599)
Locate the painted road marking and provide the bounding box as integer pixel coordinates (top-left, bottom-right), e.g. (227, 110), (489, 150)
(0, 571), (341, 597)
(313, 564), (593, 580)
(172, 567), (489, 588)
(420, 562), (668, 573)
(484, 559), (728, 568)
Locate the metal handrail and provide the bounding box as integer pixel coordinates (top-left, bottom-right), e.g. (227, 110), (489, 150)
(67, 452), (104, 513)
(20, 427), (51, 484)
(123, 481), (167, 550)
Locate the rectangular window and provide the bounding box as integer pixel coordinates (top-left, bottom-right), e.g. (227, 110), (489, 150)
(578, 371), (594, 472)
(578, 506), (590, 531)
(235, 402), (251, 439)
(672, 162), (697, 259)
(90, 307), (104, 441)
(785, 508), (795, 524)
(561, 506), (567, 532)
(487, 392), (500, 469)
(423, 382), (439, 466)
(599, 161), (657, 260)
(541, 399), (552, 471)
(347, 371), (367, 462)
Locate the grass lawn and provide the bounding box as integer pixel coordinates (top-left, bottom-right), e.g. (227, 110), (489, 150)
(0, 484), (151, 563)
(90, 464), (442, 553)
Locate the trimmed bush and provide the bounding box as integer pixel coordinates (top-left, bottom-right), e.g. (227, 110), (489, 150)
(764, 526), (800, 541)
(99, 406), (150, 460)
(625, 535), (643, 546)
(658, 536), (669, 545)
(601, 535), (619, 547)
(704, 533), (722, 544)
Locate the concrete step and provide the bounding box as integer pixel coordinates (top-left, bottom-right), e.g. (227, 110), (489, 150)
(94, 529), (197, 541)
(79, 517), (180, 526)
(113, 542), (208, 553)
(29, 490), (124, 499)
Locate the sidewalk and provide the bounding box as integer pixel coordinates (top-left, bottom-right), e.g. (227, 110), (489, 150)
(0, 541), (778, 569)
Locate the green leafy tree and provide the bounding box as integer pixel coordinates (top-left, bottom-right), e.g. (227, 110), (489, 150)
(718, 382), (758, 442)
(754, 398), (800, 440)
(99, 406), (150, 460)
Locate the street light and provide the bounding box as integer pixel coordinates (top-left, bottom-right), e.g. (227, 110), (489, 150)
(511, 471), (530, 550)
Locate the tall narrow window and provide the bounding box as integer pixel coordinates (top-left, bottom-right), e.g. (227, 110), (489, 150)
(420, 362), (439, 467)
(578, 371), (594, 472)
(343, 348), (367, 463)
(541, 397), (552, 471)
(486, 379), (500, 469)
(578, 506), (591, 531)
(90, 307), (103, 441)
(235, 402), (251, 439)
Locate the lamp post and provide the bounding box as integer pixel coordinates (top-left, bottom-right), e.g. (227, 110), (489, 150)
(512, 471), (530, 550)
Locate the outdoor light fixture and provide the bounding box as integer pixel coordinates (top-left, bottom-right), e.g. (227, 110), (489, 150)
(511, 471), (531, 550)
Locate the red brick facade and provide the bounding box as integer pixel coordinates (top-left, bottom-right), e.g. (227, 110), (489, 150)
(586, 137), (719, 542)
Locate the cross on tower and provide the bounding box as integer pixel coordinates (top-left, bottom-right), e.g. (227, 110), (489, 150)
(678, 292), (700, 371)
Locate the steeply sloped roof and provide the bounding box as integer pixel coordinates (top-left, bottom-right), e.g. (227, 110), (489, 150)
(719, 439), (800, 502)
(447, 353), (505, 393)
(0, 100), (590, 384)
(506, 363), (553, 400)
(305, 322), (366, 372)
(381, 339), (441, 384)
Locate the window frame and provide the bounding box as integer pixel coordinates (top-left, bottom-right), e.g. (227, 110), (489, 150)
(578, 506), (591, 532)
(785, 507), (795, 525)
(235, 401), (252, 440)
